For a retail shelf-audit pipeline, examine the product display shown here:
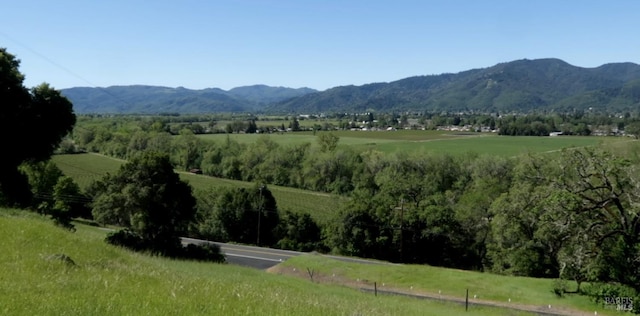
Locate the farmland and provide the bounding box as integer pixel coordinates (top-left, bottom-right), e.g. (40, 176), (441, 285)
(51, 131), (626, 223)
(197, 130), (616, 156)
(51, 153), (346, 223)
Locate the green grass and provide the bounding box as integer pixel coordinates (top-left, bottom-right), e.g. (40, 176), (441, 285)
(180, 173), (346, 223)
(0, 208), (538, 316)
(197, 131), (622, 156)
(281, 254), (615, 315)
(51, 153), (345, 223)
(50, 153), (125, 189)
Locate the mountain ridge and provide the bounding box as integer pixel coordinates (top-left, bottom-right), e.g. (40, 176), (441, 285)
(62, 84), (318, 113)
(62, 58), (640, 114)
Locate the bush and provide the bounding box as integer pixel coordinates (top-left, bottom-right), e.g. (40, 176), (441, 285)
(552, 278), (568, 297)
(179, 243), (225, 263)
(106, 229), (225, 263)
(106, 229), (147, 251)
(582, 282), (639, 313)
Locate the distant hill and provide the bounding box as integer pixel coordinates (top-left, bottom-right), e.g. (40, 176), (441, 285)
(62, 59), (640, 114)
(227, 85), (317, 105)
(269, 58), (640, 113)
(62, 85), (317, 114)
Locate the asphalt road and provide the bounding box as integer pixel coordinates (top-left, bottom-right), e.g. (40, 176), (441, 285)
(181, 237), (393, 269)
(181, 237), (302, 269)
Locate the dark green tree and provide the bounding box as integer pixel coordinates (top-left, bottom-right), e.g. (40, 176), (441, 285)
(214, 185), (279, 246)
(91, 152), (196, 255)
(275, 210), (322, 252)
(0, 48), (76, 206)
(245, 120), (257, 133)
(289, 118), (301, 131)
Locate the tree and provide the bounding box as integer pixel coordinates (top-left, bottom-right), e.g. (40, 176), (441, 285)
(0, 48), (76, 206)
(19, 160), (64, 205)
(91, 152), (196, 255)
(50, 176), (82, 229)
(214, 185), (279, 246)
(550, 148), (640, 291)
(172, 129), (202, 170)
(245, 120), (257, 133)
(625, 121), (640, 139)
(289, 118), (301, 131)
(317, 132), (339, 153)
(275, 211), (322, 252)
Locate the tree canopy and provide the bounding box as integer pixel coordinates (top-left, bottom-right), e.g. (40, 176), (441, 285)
(0, 48), (76, 206)
(91, 152), (196, 255)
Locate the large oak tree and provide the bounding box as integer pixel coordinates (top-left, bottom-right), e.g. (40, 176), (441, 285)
(0, 48), (76, 206)
(91, 152), (196, 254)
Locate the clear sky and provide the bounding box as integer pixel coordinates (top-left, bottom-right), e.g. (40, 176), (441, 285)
(2, 0), (639, 91)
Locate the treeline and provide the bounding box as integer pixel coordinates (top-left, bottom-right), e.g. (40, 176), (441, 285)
(72, 119), (360, 194)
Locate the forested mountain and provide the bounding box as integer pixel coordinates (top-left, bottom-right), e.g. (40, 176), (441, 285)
(270, 58), (640, 113)
(62, 59), (640, 114)
(227, 85), (317, 105)
(61, 85), (317, 114)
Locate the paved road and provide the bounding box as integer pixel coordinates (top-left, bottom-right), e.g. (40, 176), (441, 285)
(181, 237), (302, 269)
(181, 237), (392, 269)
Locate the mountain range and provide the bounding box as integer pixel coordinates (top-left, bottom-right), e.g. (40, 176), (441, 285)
(62, 58), (640, 114)
(61, 85), (316, 114)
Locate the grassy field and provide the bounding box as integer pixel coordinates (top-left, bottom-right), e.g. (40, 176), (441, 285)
(197, 130), (619, 156)
(279, 255), (615, 315)
(0, 209), (539, 316)
(50, 153), (345, 223)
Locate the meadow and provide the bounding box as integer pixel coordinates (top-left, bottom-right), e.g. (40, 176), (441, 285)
(278, 255), (612, 315)
(50, 153), (346, 223)
(0, 208), (542, 316)
(197, 130), (616, 156)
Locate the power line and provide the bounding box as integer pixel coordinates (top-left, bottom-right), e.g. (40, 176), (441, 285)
(0, 31), (135, 109)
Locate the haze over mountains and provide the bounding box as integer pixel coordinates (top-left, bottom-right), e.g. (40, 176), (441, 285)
(62, 58), (640, 114)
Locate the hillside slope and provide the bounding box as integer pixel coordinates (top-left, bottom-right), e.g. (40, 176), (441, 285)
(0, 209), (532, 316)
(62, 85), (317, 114)
(61, 59), (640, 114)
(269, 58), (640, 113)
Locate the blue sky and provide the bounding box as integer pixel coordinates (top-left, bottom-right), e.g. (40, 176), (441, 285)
(2, 0), (639, 91)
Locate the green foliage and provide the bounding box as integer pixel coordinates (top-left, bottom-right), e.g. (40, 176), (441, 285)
(20, 161), (87, 227)
(582, 283), (639, 313)
(49, 176), (82, 229)
(316, 132), (339, 152)
(207, 185), (280, 246)
(91, 152), (196, 255)
(0, 48), (76, 206)
(275, 210), (323, 252)
(20, 160), (64, 202)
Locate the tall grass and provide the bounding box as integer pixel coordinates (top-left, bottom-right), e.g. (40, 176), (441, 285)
(280, 255), (614, 315)
(0, 208), (535, 316)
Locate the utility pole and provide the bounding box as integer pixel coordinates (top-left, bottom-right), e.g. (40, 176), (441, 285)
(257, 185), (264, 246)
(400, 198), (404, 263)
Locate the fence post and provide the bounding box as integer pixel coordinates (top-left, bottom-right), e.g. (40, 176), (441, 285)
(374, 282), (377, 296)
(465, 288), (469, 311)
